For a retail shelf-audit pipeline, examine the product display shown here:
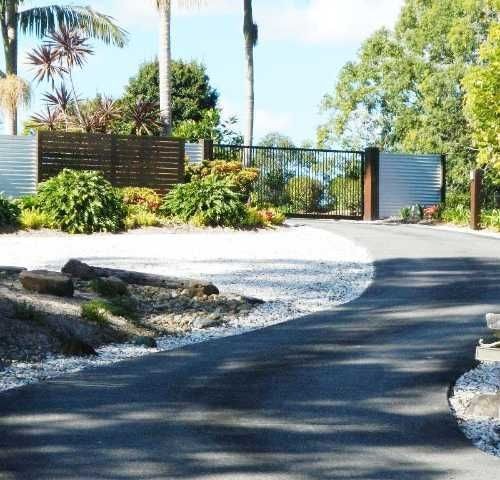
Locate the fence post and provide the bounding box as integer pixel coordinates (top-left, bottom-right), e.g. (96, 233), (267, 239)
(440, 154), (447, 203)
(363, 147), (380, 221)
(470, 168), (482, 230)
(199, 139), (214, 161)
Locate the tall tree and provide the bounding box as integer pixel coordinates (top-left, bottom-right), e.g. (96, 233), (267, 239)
(319, 0), (499, 199)
(243, 0), (257, 148)
(0, 1), (127, 133)
(155, 0), (202, 136)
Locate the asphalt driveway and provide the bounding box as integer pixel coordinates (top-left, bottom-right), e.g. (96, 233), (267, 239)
(1, 222), (499, 479)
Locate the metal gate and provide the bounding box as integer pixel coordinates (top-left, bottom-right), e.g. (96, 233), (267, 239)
(214, 144), (365, 218)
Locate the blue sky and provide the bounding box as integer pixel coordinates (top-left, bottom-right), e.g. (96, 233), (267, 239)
(6, 0), (404, 144)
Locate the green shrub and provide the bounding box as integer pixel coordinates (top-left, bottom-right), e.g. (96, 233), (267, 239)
(81, 300), (109, 324)
(20, 209), (52, 230)
(90, 277), (129, 298)
(121, 187), (161, 212)
(441, 204), (470, 225)
(162, 175), (247, 227)
(125, 205), (161, 230)
(14, 194), (39, 211)
(481, 209), (500, 231)
(0, 194), (20, 228)
(400, 206), (411, 222)
(242, 207), (267, 228)
(36, 170), (126, 234)
(185, 160), (259, 200)
(329, 177), (361, 214)
(285, 177), (323, 212)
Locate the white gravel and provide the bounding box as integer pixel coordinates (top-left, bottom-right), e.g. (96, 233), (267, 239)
(0, 224), (373, 392)
(450, 362), (500, 457)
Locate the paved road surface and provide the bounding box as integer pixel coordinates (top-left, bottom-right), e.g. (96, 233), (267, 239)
(1, 222), (499, 479)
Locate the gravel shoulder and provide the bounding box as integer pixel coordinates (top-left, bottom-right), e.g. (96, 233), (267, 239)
(0, 224), (373, 392)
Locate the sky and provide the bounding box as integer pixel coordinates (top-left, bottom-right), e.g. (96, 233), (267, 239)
(5, 0), (405, 144)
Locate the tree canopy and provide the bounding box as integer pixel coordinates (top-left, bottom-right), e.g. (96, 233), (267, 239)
(120, 59), (219, 129)
(319, 0), (499, 198)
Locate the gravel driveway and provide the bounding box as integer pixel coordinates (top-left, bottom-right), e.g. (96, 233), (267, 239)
(0, 224), (373, 391)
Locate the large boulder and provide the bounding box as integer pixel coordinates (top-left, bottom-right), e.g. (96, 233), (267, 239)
(463, 393), (500, 420)
(62, 259), (98, 280)
(20, 270), (74, 297)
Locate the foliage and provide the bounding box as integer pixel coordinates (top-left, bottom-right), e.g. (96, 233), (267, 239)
(329, 177), (361, 214)
(423, 204), (442, 221)
(481, 209), (500, 231)
(90, 278), (128, 298)
(172, 108), (243, 144)
(125, 205), (162, 230)
(400, 206), (411, 222)
(242, 206), (286, 228)
(162, 176), (248, 227)
(121, 187), (161, 212)
(441, 204), (470, 225)
(0, 74), (30, 114)
(285, 176), (323, 212)
(82, 296), (137, 323)
(36, 169), (126, 234)
(0, 194), (20, 227)
(252, 167), (293, 207)
(19, 208), (52, 230)
(118, 59), (218, 134)
(319, 0), (499, 198)
(463, 23), (500, 171)
(258, 132), (295, 148)
(185, 160), (259, 200)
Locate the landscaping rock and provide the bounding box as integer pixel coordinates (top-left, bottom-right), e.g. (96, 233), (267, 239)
(463, 393), (500, 420)
(486, 313), (500, 330)
(191, 314), (223, 329)
(62, 259), (98, 280)
(241, 295), (265, 305)
(131, 336), (157, 348)
(61, 339), (96, 357)
(20, 270), (74, 298)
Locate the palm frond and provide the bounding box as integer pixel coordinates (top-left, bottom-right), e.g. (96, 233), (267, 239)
(18, 5), (128, 47)
(0, 75), (31, 113)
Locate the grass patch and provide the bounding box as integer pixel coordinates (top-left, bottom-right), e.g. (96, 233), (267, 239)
(81, 296), (138, 324)
(19, 209), (52, 230)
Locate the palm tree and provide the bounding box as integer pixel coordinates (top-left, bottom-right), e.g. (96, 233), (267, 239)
(243, 0), (257, 151)
(0, 74), (30, 134)
(154, 0), (202, 136)
(0, 1), (127, 133)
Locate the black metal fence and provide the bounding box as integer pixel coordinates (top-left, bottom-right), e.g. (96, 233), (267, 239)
(214, 144), (365, 218)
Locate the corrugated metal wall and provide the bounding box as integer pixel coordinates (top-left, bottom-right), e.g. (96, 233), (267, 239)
(185, 143), (203, 163)
(379, 152), (443, 218)
(0, 135), (37, 198)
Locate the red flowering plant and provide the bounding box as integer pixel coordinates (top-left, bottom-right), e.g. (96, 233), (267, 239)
(423, 204), (442, 221)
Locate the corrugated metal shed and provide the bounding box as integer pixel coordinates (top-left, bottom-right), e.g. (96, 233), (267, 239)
(379, 152), (443, 218)
(0, 135), (37, 198)
(185, 142), (203, 163)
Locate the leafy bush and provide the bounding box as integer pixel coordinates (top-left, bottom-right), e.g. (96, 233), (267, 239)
(285, 177), (323, 212)
(121, 187), (161, 212)
(36, 170), (126, 234)
(481, 209), (500, 231)
(0, 194), (20, 228)
(253, 167), (293, 207)
(125, 205), (161, 230)
(14, 195), (39, 211)
(19, 209), (52, 230)
(423, 204), (442, 220)
(162, 176), (247, 227)
(185, 160), (259, 200)
(82, 297), (137, 323)
(400, 206), (411, 222)
(90, 278), (128, 298)
(329, 177), (361, 214)
(441, 204), (470, 225)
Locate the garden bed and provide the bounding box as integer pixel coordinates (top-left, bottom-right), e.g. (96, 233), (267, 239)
(0, 224), (373, 392)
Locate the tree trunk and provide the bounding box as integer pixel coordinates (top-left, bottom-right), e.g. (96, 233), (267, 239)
(158, 0), (172, 136)
(5, 109), (16, 136)
(1, 3), (19, 134)
(243, 0), (255, 165)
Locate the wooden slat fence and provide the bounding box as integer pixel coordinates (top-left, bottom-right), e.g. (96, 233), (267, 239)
(38, 132), (185, 194)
